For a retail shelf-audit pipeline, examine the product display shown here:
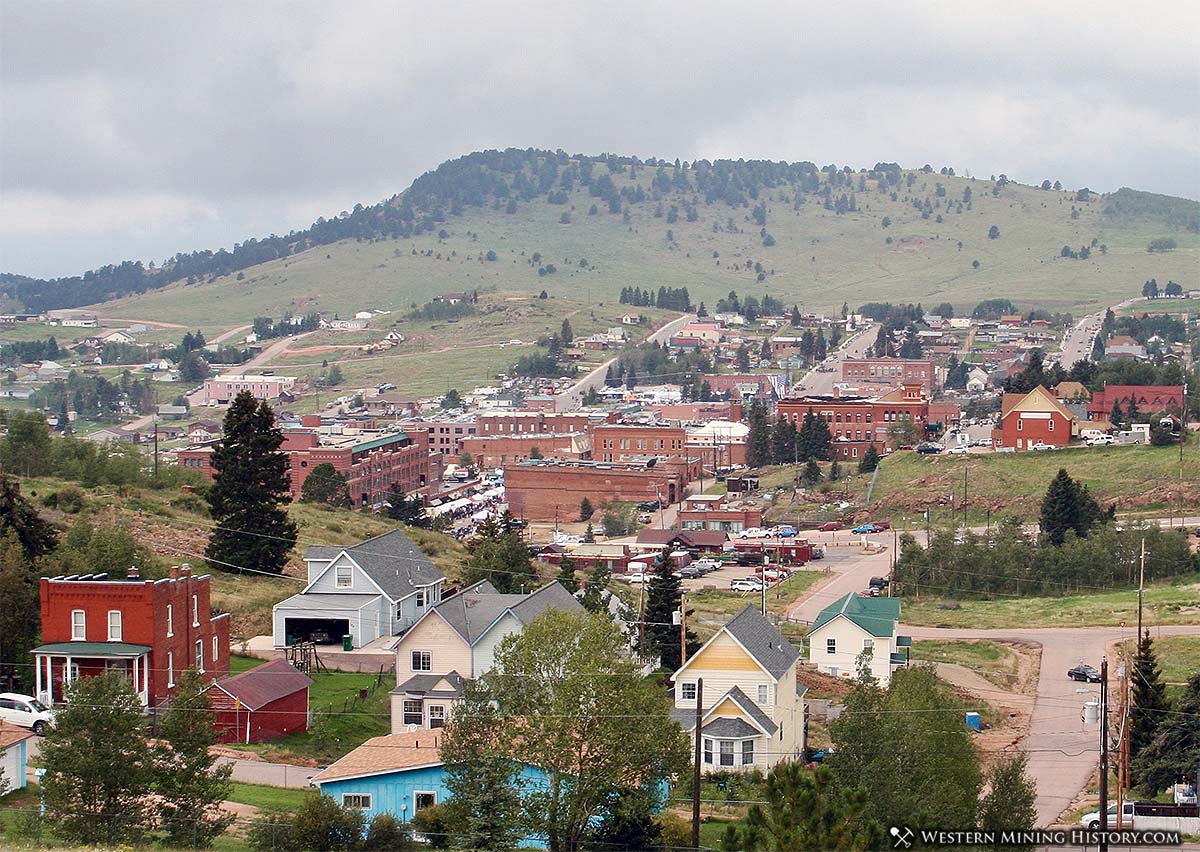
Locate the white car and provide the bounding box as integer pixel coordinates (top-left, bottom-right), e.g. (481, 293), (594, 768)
(1030, 442), (1058, 451)
(690, 558), (722, 574)
(738, 527), (769, 539)
(1086, 434), (1115, 446)
(730, 577), (767, 592)
(0, 692), (54, 735)
(946, 445), (971, 454)
(621, 571), (649, 584)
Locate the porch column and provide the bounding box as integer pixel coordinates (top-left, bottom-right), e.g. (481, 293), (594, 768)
(34, 655), (42, 700)
(45, 656), (54, 704)
(132, 655), (140, 703)
(64, 655), (73, 688)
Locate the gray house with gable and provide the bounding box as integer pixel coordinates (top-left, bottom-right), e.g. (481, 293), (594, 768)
(272, 530), (445, 649)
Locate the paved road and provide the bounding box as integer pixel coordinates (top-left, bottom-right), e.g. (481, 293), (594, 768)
(792, 322), (879, 396)
(1049, 296), (1146, 368)
(555, 313), (695, 411)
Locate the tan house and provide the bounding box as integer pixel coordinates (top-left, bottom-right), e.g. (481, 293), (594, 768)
(390, 580), (582, 732)
(806, 593), (910, 686)
(670, 605), (806, 773)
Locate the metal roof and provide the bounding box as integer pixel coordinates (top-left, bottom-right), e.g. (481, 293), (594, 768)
(33, 642), (151, 657)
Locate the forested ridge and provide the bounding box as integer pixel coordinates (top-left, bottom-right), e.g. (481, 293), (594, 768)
(4, 148), (1197, 313)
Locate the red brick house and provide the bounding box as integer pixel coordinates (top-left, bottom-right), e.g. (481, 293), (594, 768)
(33, 566), (231, 708)
(993, 385), (1077, 450)
(592, 422), (688, 463)
(206, 658), (313, 744)
(1085, 385), (1185, 420)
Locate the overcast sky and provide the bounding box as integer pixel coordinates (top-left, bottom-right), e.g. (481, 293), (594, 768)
(2, 0), (1198, 279)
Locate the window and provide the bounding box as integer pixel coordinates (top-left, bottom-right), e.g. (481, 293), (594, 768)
(336, 565), (353, 588)
(757, 684), (768, 704)
(166, 604), (173, 637)
(342, 794), (372, 810)
(1048, 418), (1055, 432)
(741, 739), (755, 765)
(415, 590), (426, 608)
(195, 640), (204, 673)
(414, 792), (437, 812)
(1017, 418), (1023, 431)
(703, 738), (713, 764)
(411, 651), (432, 672)
(429, 705), (446, 728)
(719, 741), (735, 767)
(167, 651), (175, 687)
(107, 610), (122, 641)
(403, 700), (423, 726)
(826, 638), (836, 655)
(680, 682), (696, 701)
(213, 635), (220, 662)
(192, 595), (199, 626)
(71, 610), (86, 641)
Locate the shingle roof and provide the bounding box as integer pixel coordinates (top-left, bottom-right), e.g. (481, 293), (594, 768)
(427, 580), (583, 645)
(211, 658), (313, 710)
(672, 685), (778, 735)
(273, 592), (381, 611)
(312, 732), (444, 783)
(724, 605), (799, 679)
(306, 530), (444, 601)
(0, 721), (33, 750)
(636, 529), (728, 548)
(391, 671), (466, 699)
(702, 717), (760, 739)
(811, 593), (900, 638)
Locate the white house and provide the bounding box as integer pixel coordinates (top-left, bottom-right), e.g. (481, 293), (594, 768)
(966, 367), (990, 393)
(670, 605), (807, 773)
(101, 330), (136, 345)
(806, 593), (910, 686)
(0, 722), (34, 792)
(272, 530), (446, 649)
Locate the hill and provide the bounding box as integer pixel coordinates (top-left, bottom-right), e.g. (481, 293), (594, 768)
(4, 150), (1198, 329)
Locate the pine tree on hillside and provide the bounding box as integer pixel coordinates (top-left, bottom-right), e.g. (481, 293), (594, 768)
(0, 532), (40, 691)
(770, 416), (797, 465)
(858, 445), (880, 473)
(801, 459), (822, 486)
(977, 752), (1038, 848)
(746, 401), (771, 468)
(1131, 672), (1200, 794)
(556, 556), (580, 594)
(0, 471), (58, 557)
(579, 559), (611, 615)
(643, 550), (697, 670)
(205, 391), (298, 575)
(299, 462), (351, 508)
(1039, 468), (1105, 546)
(561, 318), (573, 345)
(1110, 399), (1125, 429)
(1130, 631), (1169, 759)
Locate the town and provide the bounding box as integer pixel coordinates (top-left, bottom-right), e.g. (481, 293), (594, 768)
(2, 7), (1199, 849)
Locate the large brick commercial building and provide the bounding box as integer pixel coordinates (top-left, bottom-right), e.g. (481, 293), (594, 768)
(33, 566), (231, 708)
(459, 431), (590, 467)
(994, 385), (1077, 450)
(504, 458), (698, 521)
(1085, 385), (1186, 420)
(593, 422), (688, 463)
(777, 384), (931, 456)
(841, 357), (936, 393)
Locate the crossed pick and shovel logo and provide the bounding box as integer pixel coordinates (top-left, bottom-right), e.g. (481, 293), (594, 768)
(890, 826), (914, 849)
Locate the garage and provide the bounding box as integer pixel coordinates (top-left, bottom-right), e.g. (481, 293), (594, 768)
(283, 617), (350, 646)
(272, 592), (384, 649)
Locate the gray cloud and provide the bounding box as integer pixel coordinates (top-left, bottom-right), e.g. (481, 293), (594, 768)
(2, 0), (1197, 278)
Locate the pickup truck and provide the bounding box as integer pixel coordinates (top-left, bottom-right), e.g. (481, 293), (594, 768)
(1079, 800), (1200, 833)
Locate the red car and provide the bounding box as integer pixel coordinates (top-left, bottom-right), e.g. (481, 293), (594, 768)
(817, 522), (842, 531)
(871, 521), (891, 531)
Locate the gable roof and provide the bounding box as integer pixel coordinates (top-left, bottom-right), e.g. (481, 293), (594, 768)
(392, 671), (466, 699)
(671, 685), (779, 735)
(723, 605), (800, 678)
(1001, 385), (1076, 422)
(312, 731), (444, 784)
(211, 658), (313, 710)
(811, 593), (900, 638)
(0, 720), (34, 750)
(306, 529), (444, 600)
(422, 580), (582, 646)
(636, 529), (729, 548)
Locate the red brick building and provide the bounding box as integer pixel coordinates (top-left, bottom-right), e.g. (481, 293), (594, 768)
(33, 566), (231, 708)
(993, 385), (1077, 450)
(676, 494), (764, 533)
(178, 427), (435, 508)
(700, 374), (777, 400)
(841, 357), (936, 393)
(504, 458), (697, 521)
(1085, 385), (1185, 420)
(458, 431), (590, 467)
(777, 384), (930, 451)
(476, 411), (597, 435)
(207, 658), (313, 744)
(593, 422), (688, 463)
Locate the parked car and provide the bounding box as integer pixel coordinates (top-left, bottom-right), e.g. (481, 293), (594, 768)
(809, 544), (826, 560)
(915, 443), (943, 454)
(637, 500), (660, 511)
(862, 586), (881, 597)
(1031, 441), (1058, 451)
(851, 523), (878, 534)
(738, 527), (770, 539)
(772, 525), (798, 537)
(731, 577), (767, 592)
(817, 521), (842, 532)
(869, 576), (890, 588)
(0, 692), (54, 735)
(733, 552), (765, 566)
(1086, 434), (1115, 446)
(946, 445), (971, 454)
(1067, 664), (1102, 683)
(679, 565), (703, 579)
(972, 438), (993, 447)
(691, 558), (722, 574)
(622, 571), (649, 584)
(871, 521), (891, 530)
(637, 513), (653, 524)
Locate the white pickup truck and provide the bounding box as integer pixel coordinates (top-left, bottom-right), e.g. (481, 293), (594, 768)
(1080, 799), (1200, 834)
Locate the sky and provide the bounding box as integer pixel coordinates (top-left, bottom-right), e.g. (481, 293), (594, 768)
(2, 0), (1198, 279)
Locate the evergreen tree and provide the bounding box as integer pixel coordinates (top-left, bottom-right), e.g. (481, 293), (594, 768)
(579, 560), (611, 615)
(205, 391), (298, 574)
(796, 407), (832, 461)
(583, 522), (596, 543)
(858, 445), (880, 473)
(155, 669), (234, 848)
(791, 304), (802, 327)
(746, 401), (772, 468)
(560, 318), (573, 345)
(802, 459), (822, 486)
(385, 483), (427, 526)
(1132, 672), (1200, 793)
(0, 410), (53, 477)
(1039, 468), (1104, 546)
(643, 550), (697, 669)
(745, 764), (882, 850)
(0, 472), (58, 557)
(1126, 397), (1140, 424)
(556, 556), (579, 594)
(977, 753), (1038, 852)
(1110, 398), (1125, 429)
(1130, 631), (1169, 759)
(770, 416), (797, 465)
(829, 458), (841, 481)
(0, 532), (40, 691)
(579, 498), (595, 521)
(299, 462), (352, 508)
(41, 672), (154, 846)
(464, 516), (536, 593)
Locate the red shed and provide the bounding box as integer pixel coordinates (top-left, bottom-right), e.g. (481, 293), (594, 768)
(732, 537), (813, 565)
(207, 658), (313, 744)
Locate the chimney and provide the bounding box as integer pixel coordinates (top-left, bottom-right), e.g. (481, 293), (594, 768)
(127, 565), (140, 580)
(169, 565), (180, 580)
(180, 563), (192, 578)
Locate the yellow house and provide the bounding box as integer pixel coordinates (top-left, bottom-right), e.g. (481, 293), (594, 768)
(670, 605), (806, 773)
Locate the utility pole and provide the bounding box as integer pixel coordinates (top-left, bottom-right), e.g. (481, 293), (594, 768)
(679, 594), (687, 667)
(153, 416), (159, 481)
(637, 582), (646, 661)
(692, 678), (703, 851)
(1137, 538), (1146, 639)
(962, 465), (968, 530)
(1099, 656), (1109, 852)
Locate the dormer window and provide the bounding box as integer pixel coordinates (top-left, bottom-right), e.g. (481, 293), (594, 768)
(336, 565), (353, 588)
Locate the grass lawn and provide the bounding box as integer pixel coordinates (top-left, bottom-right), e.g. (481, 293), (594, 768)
(689, 570), (822, 642)
(225, 781), (310, 813)
(227, 653), (262, 675)
(900, 575), (1200, 629)
(909, 639), (1022, 691)
(1119, 635), (1200, 684)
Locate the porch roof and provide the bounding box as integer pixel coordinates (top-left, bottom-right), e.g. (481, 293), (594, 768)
(33, 641), (151, 657)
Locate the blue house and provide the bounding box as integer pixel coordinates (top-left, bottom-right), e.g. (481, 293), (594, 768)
(312, 731), (550, 847)
(0, 722), (34, 792)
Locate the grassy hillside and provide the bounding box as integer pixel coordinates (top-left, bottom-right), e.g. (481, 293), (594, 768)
(86, 157), (1199, 337)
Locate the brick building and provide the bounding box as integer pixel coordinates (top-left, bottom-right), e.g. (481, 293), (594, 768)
(840, 357), (936, 393)
(993, 385), (1077, 450)
(203, 373), (297, 403)
(177, 427), (436, 507)
(32, 566), (231, 708)
(476, 411), (596, 435)
(504, 458), (698, 521)
(1085, 385), (1185, 420)
(777, 384), (930, 452)
(458, 431), (590, 467)
(700, 374), (777, 401)
(421, 416), (477, 457)
(593, 422), (687, 463)
(676, 494), (764, 533)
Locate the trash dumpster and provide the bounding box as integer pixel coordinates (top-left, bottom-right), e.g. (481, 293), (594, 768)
(342, 634), (353, 651)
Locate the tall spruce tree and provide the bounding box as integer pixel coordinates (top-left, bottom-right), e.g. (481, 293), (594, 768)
(643, 549), (697, 669)
(155, 669), (234, 848)
(579, 559), (612, 615)
(1039, 468), (1104, 546)
(556, 556), (580, 594)
(1130, 631), (1169, 759)
(770, 416), (797, 465)
(858, 445), (880, 473)
(1132, 672), (1200, 793)
(746, 401), (771, 468)
(205, 391), (297, 574)
(0, 472), (58, 557)
(0, 532), (40, 690)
